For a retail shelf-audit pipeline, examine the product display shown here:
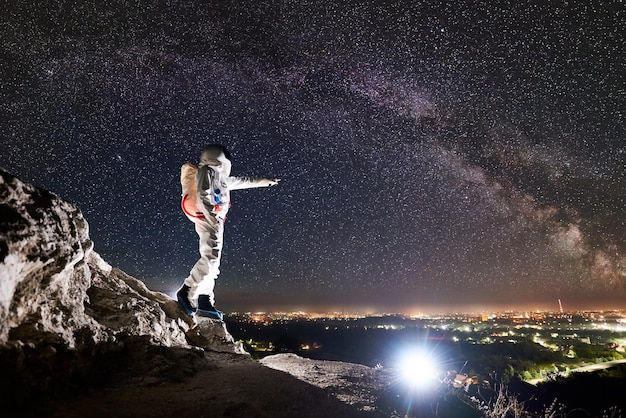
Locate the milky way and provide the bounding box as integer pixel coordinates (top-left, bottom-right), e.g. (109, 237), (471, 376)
(1, 1), (624, 312)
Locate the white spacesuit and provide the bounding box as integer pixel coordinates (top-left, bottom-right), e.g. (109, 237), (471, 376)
(177, 145), (279, 319)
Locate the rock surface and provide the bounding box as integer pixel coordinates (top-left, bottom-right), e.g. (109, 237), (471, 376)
(0, 170), (393, 417)
(0, 170), (196, 349)
(261, 353), (390, 412)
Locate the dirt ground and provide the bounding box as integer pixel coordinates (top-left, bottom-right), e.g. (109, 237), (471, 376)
(41, 353), (388, 418)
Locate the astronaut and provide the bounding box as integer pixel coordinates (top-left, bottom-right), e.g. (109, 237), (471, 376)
(177, 144), (279, 319)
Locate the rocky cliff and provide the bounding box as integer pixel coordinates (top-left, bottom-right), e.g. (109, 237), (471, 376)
(0, 170), (385, 418)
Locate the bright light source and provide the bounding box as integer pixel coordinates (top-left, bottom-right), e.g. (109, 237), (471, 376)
(396, 348), (440, 390)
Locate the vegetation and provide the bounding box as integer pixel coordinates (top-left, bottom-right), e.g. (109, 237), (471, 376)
(227, 315), (626, 416)
(467, 383), (621, 418)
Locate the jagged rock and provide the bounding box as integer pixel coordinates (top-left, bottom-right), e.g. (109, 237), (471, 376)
(0, 170), (393, 418)
(0, 170), (106, 348)
(185, 317), (248, 354)
(0, 170), (245, 392)
(85, 265), (191, 347)
(0, 168), (244, 363)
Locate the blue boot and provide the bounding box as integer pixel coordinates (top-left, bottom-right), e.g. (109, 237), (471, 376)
(197, 295), (223, 320)
(177, 285), (196, 316)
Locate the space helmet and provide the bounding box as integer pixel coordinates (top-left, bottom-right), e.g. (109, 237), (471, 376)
(199, 144), (232, 177)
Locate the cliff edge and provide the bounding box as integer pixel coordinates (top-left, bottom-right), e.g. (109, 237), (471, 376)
(0, 170), (385, 417)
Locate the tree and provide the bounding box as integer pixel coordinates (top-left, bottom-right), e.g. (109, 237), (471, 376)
(274, 334), (301, 353)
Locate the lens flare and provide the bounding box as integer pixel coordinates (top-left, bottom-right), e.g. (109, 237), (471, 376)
(396, 348), (440, 389)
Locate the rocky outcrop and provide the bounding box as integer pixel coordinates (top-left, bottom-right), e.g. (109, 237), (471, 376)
(0, 170), (245, 407)
(1, 170), (105, 347)
(0, 170), (390, 418)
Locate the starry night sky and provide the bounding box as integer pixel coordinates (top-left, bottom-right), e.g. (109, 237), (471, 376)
(2, 1), (625, 313)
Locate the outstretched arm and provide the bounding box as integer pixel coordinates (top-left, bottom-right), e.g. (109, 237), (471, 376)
(227, 176), (280, 190)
